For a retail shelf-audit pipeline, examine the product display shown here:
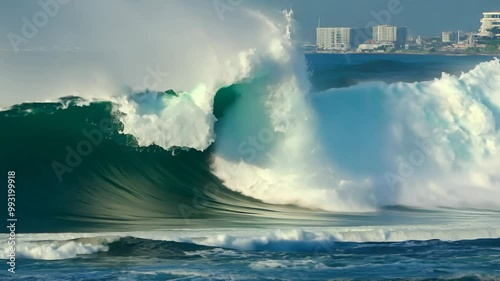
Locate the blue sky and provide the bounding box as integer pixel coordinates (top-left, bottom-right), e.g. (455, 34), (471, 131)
(0, 0), (498, 107)
(1, 0), (499, 47)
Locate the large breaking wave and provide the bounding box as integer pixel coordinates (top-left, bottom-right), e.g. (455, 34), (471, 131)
(1, 2), (500, 231)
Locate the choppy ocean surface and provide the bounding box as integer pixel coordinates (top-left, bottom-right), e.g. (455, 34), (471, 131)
(3, 236), (500, 280)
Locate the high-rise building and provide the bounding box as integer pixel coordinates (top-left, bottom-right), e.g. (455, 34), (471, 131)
(442, 31), (457, 43)
(478, 12), (500, 37)
(316, 27), (370, 51)
(316, 27), (353, 50)
(372, 25), (407, 48)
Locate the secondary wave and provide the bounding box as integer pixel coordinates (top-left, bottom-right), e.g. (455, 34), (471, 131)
(3, 225), (500, 260)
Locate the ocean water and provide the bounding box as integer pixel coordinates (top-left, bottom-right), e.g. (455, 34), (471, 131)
(1, 9), (500, 281)
(1, 53), (499, 280)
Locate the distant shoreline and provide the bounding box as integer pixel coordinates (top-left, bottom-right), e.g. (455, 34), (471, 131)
(304, 51), (500, 56)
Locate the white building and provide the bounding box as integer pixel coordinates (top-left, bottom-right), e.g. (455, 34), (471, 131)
(372, 25), (407, 48)
(317, 27), (352, 51)
(416, 35), (422, 45)
(373, 25), (397, 42)
(467, 33), (476, 47)
(442, 31), (457, 43)
(478, 12), (500, 37)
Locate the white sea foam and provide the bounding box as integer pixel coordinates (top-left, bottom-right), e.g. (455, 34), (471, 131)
(249, 259), (327, 270)
(0, 236), (116, 260)
(213, 58), (500, 212)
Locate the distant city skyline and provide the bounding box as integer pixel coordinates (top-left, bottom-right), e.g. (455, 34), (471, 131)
(252, 0), (500, 43)
(1, 0), (499, 48)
